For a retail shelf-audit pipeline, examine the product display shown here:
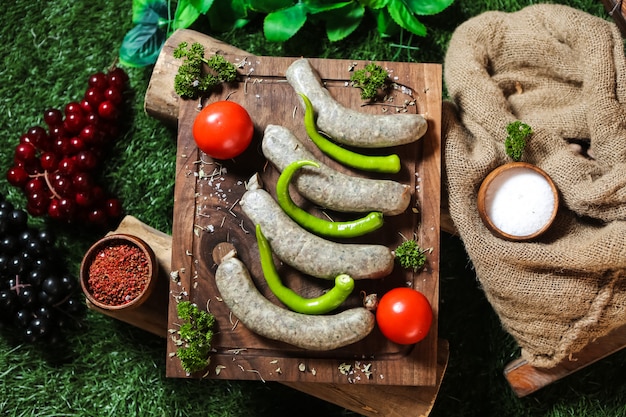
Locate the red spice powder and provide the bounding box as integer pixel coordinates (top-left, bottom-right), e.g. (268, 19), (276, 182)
(87, 242), (150, 306)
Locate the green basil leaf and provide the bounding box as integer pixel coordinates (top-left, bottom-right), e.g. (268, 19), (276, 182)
(228, 0), (253, 29)
(173, 0), (215, 30)
(263, 3), (307, 42)
(324, 2), (365, 41)
(131, 0), (169, 25)
(231, 0), (253, 22)
(207, 0), (251, 31)
(249, 0), (294, 13)
(360, 0), (389, 10)
(403, 0), (454, 15)
(119, 23), (167, 67)
(387, 0), (426, 36)
(306, 1), (353, 14)
(191, 0), (215, 14)
(173, 1), (202, 30)
(371, 7), (398, 37)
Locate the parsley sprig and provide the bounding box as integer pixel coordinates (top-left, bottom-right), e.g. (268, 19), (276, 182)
(505, 121), (533, 162)
(349, 62), (390, 100)
(174, 300), (215, 374)
(394, 240), (428, 272)
(173, 42), (237, 99)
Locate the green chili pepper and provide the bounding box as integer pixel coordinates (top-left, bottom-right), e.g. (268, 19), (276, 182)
(256, 225), (354, 314)
(299, 92), (402, 174)
(276, 160), (384, 238)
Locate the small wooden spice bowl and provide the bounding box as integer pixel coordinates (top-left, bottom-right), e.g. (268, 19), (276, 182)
(477, 162), (559, 241)
(80, 233), (158, 311)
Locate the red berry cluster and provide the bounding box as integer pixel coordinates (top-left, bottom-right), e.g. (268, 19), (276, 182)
(6, 67), (128, 227)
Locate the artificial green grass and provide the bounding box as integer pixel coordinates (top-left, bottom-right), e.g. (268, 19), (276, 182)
(1, 1), (625, 416)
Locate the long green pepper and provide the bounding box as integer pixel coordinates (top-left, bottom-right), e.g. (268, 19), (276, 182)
(276, 160), (384, 238)
(299, 93), (402, 174)
(255, 225), (354, 314)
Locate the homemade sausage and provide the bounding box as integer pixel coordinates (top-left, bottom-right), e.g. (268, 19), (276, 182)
(262, 124), (411, 216)
(285, 58), (428, 148)
(240, 187), (395, 279)
(215, 254), (375, 351)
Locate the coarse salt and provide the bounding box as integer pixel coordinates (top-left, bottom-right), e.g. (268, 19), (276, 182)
(483, 166), (555, 237)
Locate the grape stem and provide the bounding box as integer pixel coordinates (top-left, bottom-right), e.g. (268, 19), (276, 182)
(10, 275), (31, 296)
(52, 288), (78, 309)
(31, 171), (63, 200)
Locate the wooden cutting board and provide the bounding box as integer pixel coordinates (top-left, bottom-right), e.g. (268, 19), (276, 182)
(100, 214), (448, 417)
(166, 52), (442, 387)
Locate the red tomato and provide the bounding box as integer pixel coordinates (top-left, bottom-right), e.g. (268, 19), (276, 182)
(376, 287), (433, 345)
(192, 101), (254, 160)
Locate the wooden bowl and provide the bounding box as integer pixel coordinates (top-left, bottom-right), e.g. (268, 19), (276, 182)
(80, 234), (158, 311)
(477, 162), (559, 241)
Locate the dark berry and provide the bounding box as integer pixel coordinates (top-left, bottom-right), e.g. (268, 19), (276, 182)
(84, 87), (105, 107)
(17, 287), (37, 307)
(6, 166), (30, 187)
(97, 100), (118, 120)
(7, 209), (28, 232)
(37, 228), (55, 246)
(42, 276), (61, 296)
(44, 109), (63, 126)
(27, 268), (46, 286)
(0, 290), (17, 315)
(63, 296), (85, 315)
(107, 67), (128, 89)
(64, 102), (84, 116)
(88, 72), (108, 90)
(14, 308), (33, 328)
(29, 316), (52, 337)
(14, 142), (38, 162)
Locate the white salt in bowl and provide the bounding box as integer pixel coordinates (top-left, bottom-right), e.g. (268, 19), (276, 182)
(477, 162), (559, 241)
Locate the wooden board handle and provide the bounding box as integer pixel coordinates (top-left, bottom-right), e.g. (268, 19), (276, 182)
(144, 29), (249, 125)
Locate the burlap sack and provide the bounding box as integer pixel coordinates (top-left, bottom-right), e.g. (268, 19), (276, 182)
(443, 4), (626, 368)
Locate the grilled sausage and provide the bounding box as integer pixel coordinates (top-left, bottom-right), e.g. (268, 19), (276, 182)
(262, 124), (411, 216)
(240, 188), (395, 279)
(285, 57), (428, 148)
(215, 254), (375, 351)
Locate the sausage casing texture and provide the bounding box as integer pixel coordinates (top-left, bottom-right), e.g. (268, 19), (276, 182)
(285, 58), (428, 148)
(215, 256), (375, 351)
(262, 124), (411, 216)
(240, 188), (395, 279)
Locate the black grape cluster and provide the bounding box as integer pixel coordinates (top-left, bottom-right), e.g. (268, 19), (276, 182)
(0, 194), (84, 344)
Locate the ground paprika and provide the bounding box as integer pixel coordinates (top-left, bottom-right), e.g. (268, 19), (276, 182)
(86, 242), (150, 306)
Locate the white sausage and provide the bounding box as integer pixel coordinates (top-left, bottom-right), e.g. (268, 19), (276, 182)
(240, 188), (395, 279)
(286, 58), (428, 148)
(215, 255), (375, 351)
(262, 124), (411, 216)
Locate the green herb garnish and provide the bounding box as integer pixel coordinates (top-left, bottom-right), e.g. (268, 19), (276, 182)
(505, 121), (533, 162)
(394, 240), (428, 272)
(173, 42), (237, 99)
(349, 62), (390, 100)
(174, 300), (215, 374)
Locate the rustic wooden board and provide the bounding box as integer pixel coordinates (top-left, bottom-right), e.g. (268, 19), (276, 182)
(166, 54), (442, 386)
(601, 0), (626, 37)
(84, 216), (171, 338)
(103, 215), (449, 416)
(504, 320), (626, 397)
